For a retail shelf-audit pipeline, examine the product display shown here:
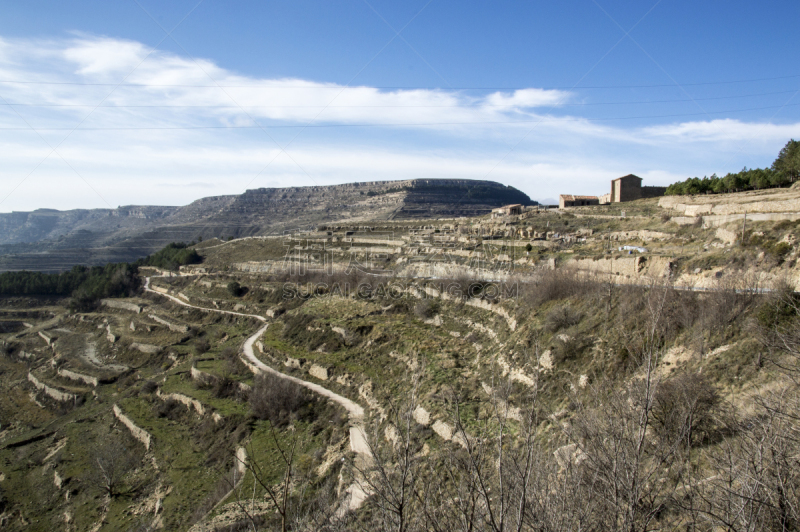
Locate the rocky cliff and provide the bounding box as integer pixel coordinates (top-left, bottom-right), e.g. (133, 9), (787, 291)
(0, 179), (533, 271)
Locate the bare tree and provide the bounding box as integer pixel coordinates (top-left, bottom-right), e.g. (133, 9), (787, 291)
(354, 382), (425, 532)
(754, 279), (800, 376)
(91, 432), (141, 498)
(350, 278), (800, 532)
(565, 281), (691, 532)
(289, 474), (354, 532)
(652, 372), (720, 449)
(688, 388), (800, 531)
(231, 426), (299, 532)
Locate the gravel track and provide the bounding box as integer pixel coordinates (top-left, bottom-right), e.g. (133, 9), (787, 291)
(144, 277), (371, 509)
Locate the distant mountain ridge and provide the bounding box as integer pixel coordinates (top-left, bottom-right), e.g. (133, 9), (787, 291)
(0, 179), (534, 272)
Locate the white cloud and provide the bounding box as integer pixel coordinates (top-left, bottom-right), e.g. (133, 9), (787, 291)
(0, 35), (571, 131)
(484, 88), (569, 110)
(63, 36), (148, 77)
(0, 131), (686, 211)
(1, 34), (799, 212)
(642, 118), (800, 144)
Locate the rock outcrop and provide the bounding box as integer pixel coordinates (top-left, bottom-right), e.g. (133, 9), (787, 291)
(113, 404), (152, 450)
(101, 299), (143, 313)
(27, 372), (77, 403)
(57, 368), (99, 387)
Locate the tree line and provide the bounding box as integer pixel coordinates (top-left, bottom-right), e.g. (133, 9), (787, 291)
(0, 241), (201, 308)
(138, 241), (201, 271)
(666, 139), (800, 196)
(0, 263), (138, 299)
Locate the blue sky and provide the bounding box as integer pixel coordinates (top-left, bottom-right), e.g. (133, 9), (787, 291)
(1, 0), (799, 211)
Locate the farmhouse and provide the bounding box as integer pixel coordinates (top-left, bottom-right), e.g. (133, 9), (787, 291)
(558, 174), (666, 209)
(559, 195), (600, 209)
(491, 204), (523, 218)
(610, 174), (667, 203)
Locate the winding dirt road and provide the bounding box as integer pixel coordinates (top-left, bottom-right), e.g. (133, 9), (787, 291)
(143, 277), (371, 509)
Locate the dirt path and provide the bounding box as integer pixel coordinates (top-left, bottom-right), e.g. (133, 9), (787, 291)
(240, 325), (368, 449)
(80, 337), (128, 373)
(144, 277), (371, 508)
(143, 277), (266, 321)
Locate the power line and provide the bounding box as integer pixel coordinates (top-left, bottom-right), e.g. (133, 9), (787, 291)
(1, 73), (799, 90)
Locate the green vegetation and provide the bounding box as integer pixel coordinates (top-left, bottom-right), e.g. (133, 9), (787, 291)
(0, 241), (202, 301)
(7, 198), (800, 530)
(742, 230), (793, 263)
(773, 138), (800, 181)
(665, 167), (788, 195)
(0, 241), (208, 312)
(0, 263), (138, 298)
(0, 263), (140, 311)
(665, 139), (798, 195)
(227, 280), (245, 297)
(137, 241), (201, 271)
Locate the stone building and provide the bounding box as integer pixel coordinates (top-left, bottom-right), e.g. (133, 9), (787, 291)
(610, 174), (666, 203)
(490, 204), (523, 218)
(559, 195), (600, 209)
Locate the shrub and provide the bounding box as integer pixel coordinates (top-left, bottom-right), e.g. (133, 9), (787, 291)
(701, 276), (759, 333)
(545, 305), (582, 332)
(772, 242), (792, 263)
(413, 299), (439, 320)
(69, 289), (100, 312)
(552, 332), (592, 363)
(249, 373), (312, 427)
(281, 313), (342, 351)
(227, 281), (245, 297)
(211, 375), (243, 400)
(154, 398), (184, 420)
(523, 268), (598, 308)
(141, 380), (158, 394)
(221, 346), (246, 376)
(194, 338), (210, 356)
(652, 373), (719, 448)
(437, 275), (487, 299)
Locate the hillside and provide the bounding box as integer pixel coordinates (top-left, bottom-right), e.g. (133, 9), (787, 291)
(2, 189), (800, 530)
(0, 179), (532, 272)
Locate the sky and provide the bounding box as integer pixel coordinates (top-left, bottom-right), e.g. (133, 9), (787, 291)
(1, 0), (799, 212)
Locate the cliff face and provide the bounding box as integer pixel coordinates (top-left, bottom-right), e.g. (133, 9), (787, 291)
(0, 207), (181, 247)
(228, 179), (532, 219)
(0, 179), (533, 271)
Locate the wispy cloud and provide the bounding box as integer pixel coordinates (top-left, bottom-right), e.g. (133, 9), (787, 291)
(1, 34), (799, 212)
(0, 35), (572, 129)
(641, 118), (800, 143)
(483, 89), (568, 110)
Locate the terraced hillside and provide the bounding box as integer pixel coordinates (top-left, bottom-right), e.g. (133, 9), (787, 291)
(3, 191), (800, 530)
(0, 254), (796, 530)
